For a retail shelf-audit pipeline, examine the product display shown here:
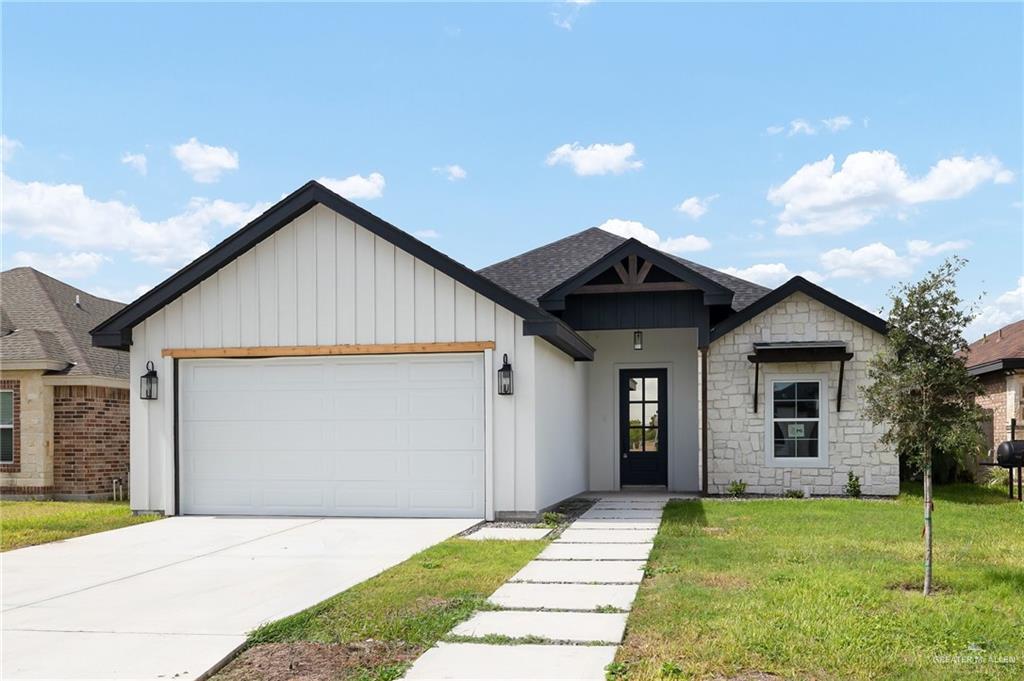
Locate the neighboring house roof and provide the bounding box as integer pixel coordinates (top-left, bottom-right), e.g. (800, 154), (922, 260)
(708, 275), (888, 343)
(966, 318), (1024, 377)
(477, 227), (770, 311)
(90, 181), (596, 361)
(1, 267), (128, 379)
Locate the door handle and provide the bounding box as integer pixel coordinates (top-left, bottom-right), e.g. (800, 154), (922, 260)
(622, 452), (628, 459)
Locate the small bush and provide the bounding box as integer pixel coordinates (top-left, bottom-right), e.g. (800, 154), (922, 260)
(726, 480), (747, 496)
(785, 489), (804, 499)
(981, 466), (1010, 490)
(845, 471), (862, 497)
(541, 511), (565, 527)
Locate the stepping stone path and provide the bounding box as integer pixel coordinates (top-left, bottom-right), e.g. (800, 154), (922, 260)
(402, 494), (669, 680)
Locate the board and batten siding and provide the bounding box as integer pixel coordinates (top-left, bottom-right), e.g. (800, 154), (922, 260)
(129, 204), (537, 516)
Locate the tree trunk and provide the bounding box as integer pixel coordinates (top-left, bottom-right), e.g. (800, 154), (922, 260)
(923, 456), (933, 596)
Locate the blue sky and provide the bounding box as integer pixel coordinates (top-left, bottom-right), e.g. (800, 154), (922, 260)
(2, 2), (1021, 340)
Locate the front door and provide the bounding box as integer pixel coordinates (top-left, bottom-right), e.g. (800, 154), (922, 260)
(619, 368), (668, 486)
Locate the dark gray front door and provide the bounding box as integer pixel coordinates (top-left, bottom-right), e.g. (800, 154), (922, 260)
(619, 368), (668, 486)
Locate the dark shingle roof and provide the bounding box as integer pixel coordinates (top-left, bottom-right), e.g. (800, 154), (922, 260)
(477, 227), (770, 311)
(967, 318), (1024, 368)
(1, 268), (128, 379)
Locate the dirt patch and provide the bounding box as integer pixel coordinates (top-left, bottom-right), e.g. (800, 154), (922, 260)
(214, 640), (421, 681)
(701, 526), (729, 535)
(889, 580), (952, 594)
(715, 673), (786, 681)
(696, 573), (752, 590)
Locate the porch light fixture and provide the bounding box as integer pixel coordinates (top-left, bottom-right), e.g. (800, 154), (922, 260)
(140, 361), (158, 400)
(633, 330), (644, 351)
(497, 354), (514, 395)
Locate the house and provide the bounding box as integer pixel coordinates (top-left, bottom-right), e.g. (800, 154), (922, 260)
(90, 181), (897, 519)
(1, 268), (130, 499)
(967, 319), (1024, 452)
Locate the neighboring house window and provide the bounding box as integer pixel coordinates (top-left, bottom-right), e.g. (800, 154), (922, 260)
(765, 375), (828, 466)
(0, 390), (13, 463)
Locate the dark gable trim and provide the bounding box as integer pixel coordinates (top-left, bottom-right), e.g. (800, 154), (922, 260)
(709, 276), (889, 343)
(90, 181), (595, 361)
(537, 239), (734, 311)
(967, 358), (1024, 377)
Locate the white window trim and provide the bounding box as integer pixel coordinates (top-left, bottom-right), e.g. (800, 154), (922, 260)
(763, 372), (829, 468)
(0, 389), (13, 464)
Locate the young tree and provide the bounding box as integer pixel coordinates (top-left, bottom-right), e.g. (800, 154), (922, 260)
(862, 257), (984, 595)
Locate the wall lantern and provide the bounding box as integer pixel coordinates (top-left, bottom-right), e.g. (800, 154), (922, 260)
(633, 330), (644, 351)
(140, 361), (158, 400)
(497, 354), (514, 395)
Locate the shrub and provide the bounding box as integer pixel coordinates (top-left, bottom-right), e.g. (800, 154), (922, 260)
(541, 511), (564, 527)
(845, 471), (862, 497)
(981, 466), (1010, 490)
(726, 480), (747, 497)
(785, 489), (804, 499)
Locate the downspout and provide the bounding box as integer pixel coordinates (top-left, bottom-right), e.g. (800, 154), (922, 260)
(700, 346), (709, 495)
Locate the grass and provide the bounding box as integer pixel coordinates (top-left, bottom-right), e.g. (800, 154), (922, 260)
(214, 537), (547, 681)
(0, 500), (160, 551)
(617, 483), (1024, 680)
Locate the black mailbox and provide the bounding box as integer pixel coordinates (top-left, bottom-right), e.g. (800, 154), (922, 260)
(995, 440), (1024, 468)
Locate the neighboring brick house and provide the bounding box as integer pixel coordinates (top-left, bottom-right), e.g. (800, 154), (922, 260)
(1, 267), (129, 499)
(967, 319), (1024, 455)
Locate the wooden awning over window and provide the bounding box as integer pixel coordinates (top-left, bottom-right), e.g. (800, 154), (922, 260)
(747, 341), (854, 412)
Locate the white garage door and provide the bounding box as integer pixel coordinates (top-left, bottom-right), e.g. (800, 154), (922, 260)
(179, 354), (485, 517)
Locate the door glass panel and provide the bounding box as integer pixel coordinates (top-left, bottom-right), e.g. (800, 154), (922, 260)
(628, 403), (643, 426)
(645, 402), (659, 428)
(643, 377), (659, 400)
(645, 427), (659, 451)
(629, 427), (644, 452)
(628, 378), (641, 401)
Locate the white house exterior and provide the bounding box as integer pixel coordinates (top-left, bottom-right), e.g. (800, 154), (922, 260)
(92, 181), (897, 520)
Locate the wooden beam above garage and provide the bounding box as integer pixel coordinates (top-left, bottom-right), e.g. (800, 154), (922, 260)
(161, 341), (496, 359)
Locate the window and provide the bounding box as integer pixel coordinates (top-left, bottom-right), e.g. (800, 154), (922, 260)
(766, 376), (827, 465)
(1, 390), (13, 463)
(627, 376), (660, 453)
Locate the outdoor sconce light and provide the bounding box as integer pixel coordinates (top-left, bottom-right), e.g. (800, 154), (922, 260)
(497, 354), (514, 395)
(633, 330), (644, 351)
(140, 361), (158, 400)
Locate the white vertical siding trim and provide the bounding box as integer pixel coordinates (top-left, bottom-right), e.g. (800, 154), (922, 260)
(144, 313), (167, 508)
(256, 237), (278, 346)
(162, 354), (176, 515)
(414, 259), (436, 342)
(276, 223), (298, 345)
(354, 226), (376, 343)
(164, 298), (184, 349)
(394, 250), (416, 343)
(237, 250), (259, 346)
(295, 211), (318, 345)
(374, 237), (396, 344)
(182, 287), (202, 348)
(219, 262), (240, 347)
(484, 347), (496, 521)
(475, 294), (495, 344)
(435, 272), (455, 343)
(314, 206), (337, 345)
(454, 282), (476, 342)
(492, 306), (516, 512)
(336, 217), (356, 343)
(129, 322), (150, 510)
(200, 278), (221, 348)
(513, 318), (536, 512)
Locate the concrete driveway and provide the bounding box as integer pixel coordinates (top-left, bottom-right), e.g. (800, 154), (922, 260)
(2, 515), (478, 680)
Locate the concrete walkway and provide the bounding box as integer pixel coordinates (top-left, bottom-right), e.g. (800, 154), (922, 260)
(403, 494), (672, 680)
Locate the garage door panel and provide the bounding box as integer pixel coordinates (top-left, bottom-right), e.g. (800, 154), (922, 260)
(181, 354), (484, 517)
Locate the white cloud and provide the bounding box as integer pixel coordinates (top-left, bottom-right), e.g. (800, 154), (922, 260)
(1, 135), (22, 163)
(545, 142), (643, 176)
(552, 0), (592, 30)
(721, 263), (813, 288)
(120, 152), (147, 176)
(414, 229), (440, 239)
(596, 218), (711, 254)
(821, 115), (853, 132)
(769, 151), (1013, 236)
(906, 239), (970, 257)
(1, 175), (270, 266)
(675, 194), (718, 220)
(819, 242), (915, 280)
(765, 125), (785, 136)
(433, 164), (467, 181)
(8, 251), (109, 280)
(317, 172), (386, 200)
(966, 277), (1024, 342)
(172, 137), (239, 183)
(90, 283), (154, 304)
(788, 119), (816, 136)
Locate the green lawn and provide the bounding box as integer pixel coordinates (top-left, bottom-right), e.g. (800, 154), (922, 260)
(0, 500), (161, 551)
(617, 484), (1024, 681)
(214, 537), (548, 681)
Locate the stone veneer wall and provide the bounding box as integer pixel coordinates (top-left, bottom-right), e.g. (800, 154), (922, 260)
(52, 385), (130, 498)
(706, 291), (899, 496)
(0, 370), (53, 492)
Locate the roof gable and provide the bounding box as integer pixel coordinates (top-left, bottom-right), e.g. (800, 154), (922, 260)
(966, 318), (1024, 369)
(90, 181), (594, 361)
(708, 276), (888, 342)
